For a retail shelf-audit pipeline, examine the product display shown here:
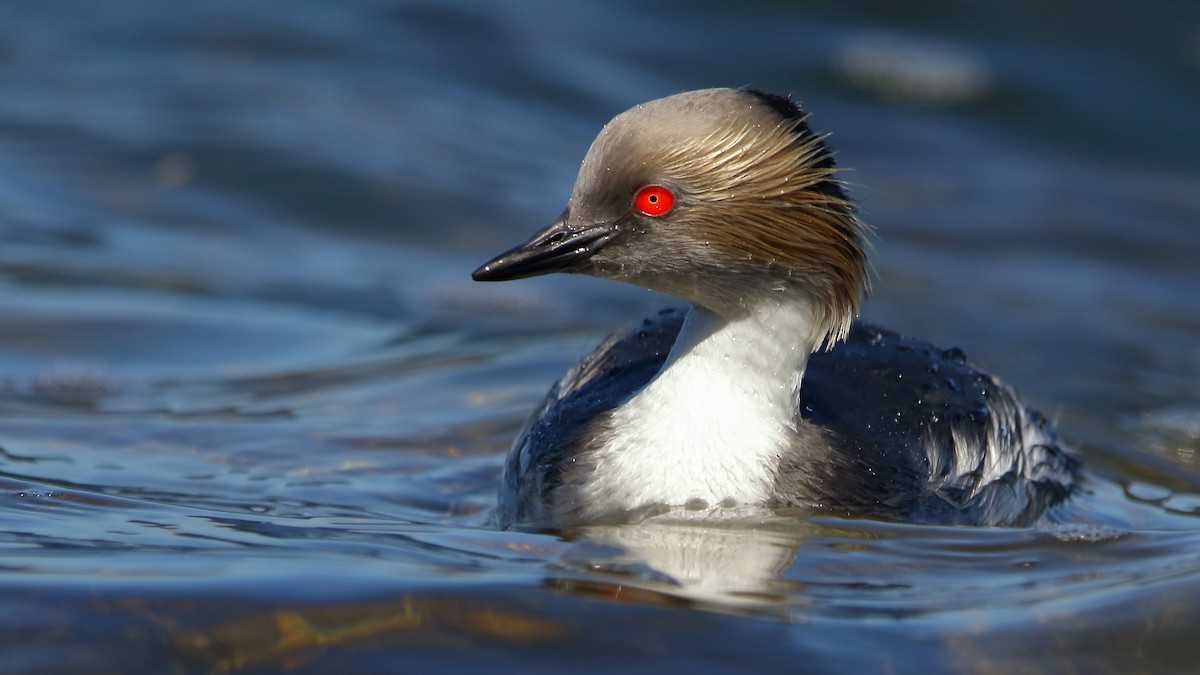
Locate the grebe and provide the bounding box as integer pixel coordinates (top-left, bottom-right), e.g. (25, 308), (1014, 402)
(473, 88), (1077, 528)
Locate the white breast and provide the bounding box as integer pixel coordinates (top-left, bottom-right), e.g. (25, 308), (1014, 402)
(574, 302), (819, 518)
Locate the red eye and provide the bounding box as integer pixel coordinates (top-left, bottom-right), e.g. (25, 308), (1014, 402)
(633, 185), (674, 217)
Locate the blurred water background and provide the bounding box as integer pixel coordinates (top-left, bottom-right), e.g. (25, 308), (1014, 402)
(1, 1), (1199, 672)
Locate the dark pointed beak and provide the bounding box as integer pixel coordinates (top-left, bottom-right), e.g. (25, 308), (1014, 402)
(472, 214), (621, 282)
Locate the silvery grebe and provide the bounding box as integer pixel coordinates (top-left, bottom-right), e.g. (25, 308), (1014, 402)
(473, 88), (1077, 528)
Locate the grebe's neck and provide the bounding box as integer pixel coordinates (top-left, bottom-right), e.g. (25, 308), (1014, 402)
(660, 299), (820, 414)
(578, 297), (823, 515)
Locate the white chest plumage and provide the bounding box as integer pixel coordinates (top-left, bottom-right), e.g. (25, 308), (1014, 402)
(576, 302), (819, 516)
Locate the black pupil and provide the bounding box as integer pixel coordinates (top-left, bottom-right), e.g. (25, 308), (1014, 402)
(648, 194), (658, 203)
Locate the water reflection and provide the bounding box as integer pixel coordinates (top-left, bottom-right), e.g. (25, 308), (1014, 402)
(547, 483), (1200, 619)
(567, 512), (807, 609)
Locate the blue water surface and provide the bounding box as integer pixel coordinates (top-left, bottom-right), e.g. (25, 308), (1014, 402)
(1, 1), (1199, 672)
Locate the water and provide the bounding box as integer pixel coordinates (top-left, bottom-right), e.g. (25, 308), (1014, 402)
(1, 1), (1199, 672)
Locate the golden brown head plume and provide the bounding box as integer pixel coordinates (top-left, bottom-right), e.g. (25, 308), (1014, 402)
(473, 88), (870, 348)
